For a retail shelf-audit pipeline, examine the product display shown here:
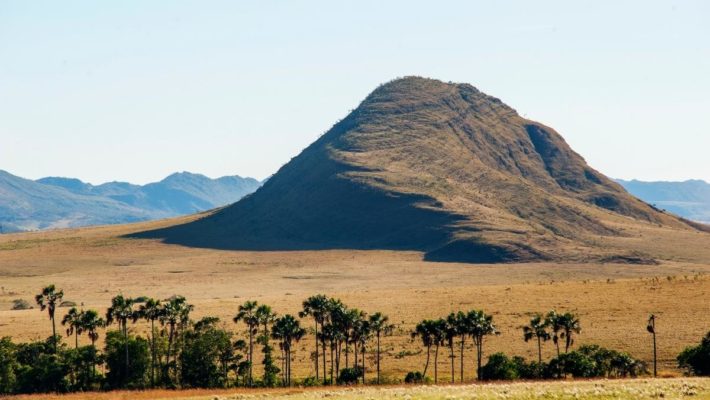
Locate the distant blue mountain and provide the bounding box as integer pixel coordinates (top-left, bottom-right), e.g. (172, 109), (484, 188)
(0, 171), (261, 233)
(617, 179), (710, 223)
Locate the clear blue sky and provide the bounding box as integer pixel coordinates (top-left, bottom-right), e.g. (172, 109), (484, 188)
(1, 1), (708, 184)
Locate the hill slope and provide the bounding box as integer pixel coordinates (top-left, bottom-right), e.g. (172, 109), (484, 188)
(1, 171), (260, 232)
(135, 77), (703, 262)
(618, 179), (710, 223)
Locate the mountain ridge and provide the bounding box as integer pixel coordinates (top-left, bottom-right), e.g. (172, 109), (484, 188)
(0, 170), (260, 232)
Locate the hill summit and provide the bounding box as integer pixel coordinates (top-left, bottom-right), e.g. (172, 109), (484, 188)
(135, 77), (702, 262)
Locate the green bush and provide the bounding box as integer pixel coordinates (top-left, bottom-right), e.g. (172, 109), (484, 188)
(404, 371), (424, 384)
(0, 337), (17, 394)
(678, 331), (710, 376)
(104, 330), (150, 389)
(480, 353), (520, 380)
(337, 367), (363, 385)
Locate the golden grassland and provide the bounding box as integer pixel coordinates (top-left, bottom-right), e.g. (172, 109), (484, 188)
(5, 378), (710, 400)
(0, 216), (710, 385)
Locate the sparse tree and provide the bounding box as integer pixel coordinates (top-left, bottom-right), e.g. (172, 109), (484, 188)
(233, 300), (259, 386)
(272, 314), (305, 386)
(468, 310), (497, 381)
(135, 298), (163, 387)
(35, 285), (64, 352)
(647, 314), (657, 377)
(299, 294), (329, 382)
(369, 312), (394, 384)
(61, 307), (84, 349)
(106, 294), (135, 374)
(523, 313), (551, 364)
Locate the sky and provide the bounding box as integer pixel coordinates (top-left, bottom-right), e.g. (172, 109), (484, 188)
(1, 1), (708, 184)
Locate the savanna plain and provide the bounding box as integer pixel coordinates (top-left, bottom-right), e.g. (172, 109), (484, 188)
(1, 215), (710, 399)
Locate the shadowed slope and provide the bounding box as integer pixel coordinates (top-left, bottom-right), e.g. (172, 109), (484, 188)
(134, 77), (703, 262)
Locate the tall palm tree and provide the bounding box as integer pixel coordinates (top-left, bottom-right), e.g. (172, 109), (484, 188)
(468, 310), (497, 381)
(430, 319), (446, 384)
(522, 313), (551, 364)
(558, 312), (581, 353)
(353, 317), (371, 384)
(61, 307), (84, 349)
(299, 294), (329, 381)
(135, 298), (163, 387)
(445, 313), (458, 383)
(81, 309), (105, 375)
(159, 295), (192, 383)
(453, 311), (469, 382)
(412, 320), (435, 379)
(368, 312), (393, 384)
(106, 294), (135, 374)
(81, 309), (105, 348)
(233, 300), (259, 386)
(272, 314), (306, 386)
(35, 284), (64, 352)
(546, 310), (563, 357)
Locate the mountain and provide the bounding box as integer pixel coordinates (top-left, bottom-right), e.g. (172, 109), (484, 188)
(618, 179), (710, 223)
(0, 171), (260, 232)
(135, 77), (705, 263)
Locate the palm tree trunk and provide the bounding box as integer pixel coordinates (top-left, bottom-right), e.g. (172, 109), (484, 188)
(249, 328), (254, 386)
(537, 336), (542, 364)
(314, 321), (319, 381)
(124, 322), (129, 376)
(330, 342), (334, 385)
(434, 344), (439, 384)
(150, 319), (156, 387)
(450, 343), (454, 383)
(423, 345), (431, 377)
(75, 330), (78, 349)
(361, 343), (366, 384)
(51, 316), (57, 352)
(476, 341), (483, 381)
(459, 336), (465, 383)
(376, 333), (381, 384)
(322, 335), (327, 382)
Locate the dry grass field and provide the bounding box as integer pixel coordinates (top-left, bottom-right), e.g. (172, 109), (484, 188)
(1, 214), (710, 386)
(5, 378), (710, 399)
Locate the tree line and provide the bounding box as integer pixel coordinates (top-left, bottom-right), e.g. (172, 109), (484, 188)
(0, 284), (708, 395)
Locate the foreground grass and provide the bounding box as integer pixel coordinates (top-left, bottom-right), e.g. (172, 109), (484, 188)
(8, 379), (710, 400)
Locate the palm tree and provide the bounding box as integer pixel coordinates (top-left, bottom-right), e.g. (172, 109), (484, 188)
(35, 284), (64, 352)
(353, 316), (371, 384)
(106, 294), (135, 374)
(369, 312), (393, 384)
(522, 313), (551, 364)
(61, 307), (84, 349)
(445, 313), (458, 383)
(80, 309), (105, 375)
(135, 298), (163, 387)
(558, 312), (581, 353)
(299, 294), (329, 381)
(272, 314), (306, 386)
(81, 309), (105, 348)
(453, 311), (469, 382)
(233, 300), (259, 386)
(159, 295), (193, 383)
(468, 310), (497, 381)
(546, 310), (563, 357)
(412, 320), (435, 379)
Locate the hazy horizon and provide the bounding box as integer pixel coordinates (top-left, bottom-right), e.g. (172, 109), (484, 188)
(2, 1), (708, 185)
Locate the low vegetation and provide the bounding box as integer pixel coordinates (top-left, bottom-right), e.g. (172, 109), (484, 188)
(0, 284), (707, 396)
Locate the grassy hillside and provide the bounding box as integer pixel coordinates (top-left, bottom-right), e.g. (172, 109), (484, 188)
(135, 77), (706, 263)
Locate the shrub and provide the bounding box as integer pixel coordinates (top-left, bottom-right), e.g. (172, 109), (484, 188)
(0, 337), (17, 394)
(678, 331), (710, 376)
(404, 371), (424, 384)
(337, 367), (363, 385)
(104, 331), (150, 389)
(480, 353), (519, 380)
(11, 299), (31, 310)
